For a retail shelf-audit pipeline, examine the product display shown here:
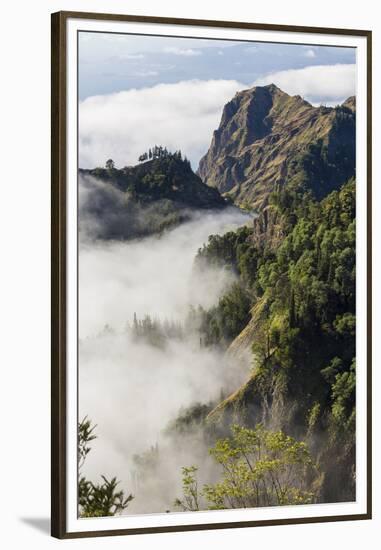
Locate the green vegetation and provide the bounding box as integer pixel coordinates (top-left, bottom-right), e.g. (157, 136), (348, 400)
(79, 476), (133, 518)
(80, 147), (226, 241)
(105, 158), (115, 171)
(131, 313), (183, 348)
(78, 415), (97, 471)
(197, 282), (252, 347)
(175, 466), (201, 511)
(196, 225), (258, 284)
(175, 425), (318, 510)
(138, 145), (190, 166)
(85, 147), (224, 209)
(253, 179), (355, 432)
(194, 226), (260, 347)
(131, 444), (161, 491)
(193, 178), (356, 501)
(78, 417), (133, 518)
(198, 84), (355, 210)
(165, 402), (214, 436)
(79, 87), (358, 511)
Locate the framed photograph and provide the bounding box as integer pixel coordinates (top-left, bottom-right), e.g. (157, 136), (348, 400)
(51, 11), (372, 539)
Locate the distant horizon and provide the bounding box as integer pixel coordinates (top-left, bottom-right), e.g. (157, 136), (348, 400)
(79, 33), (356, 170)
(79, 32), (355, 101)
(78, 81), (355, 171)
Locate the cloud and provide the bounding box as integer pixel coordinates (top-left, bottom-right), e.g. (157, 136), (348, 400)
(79, 206), (252, 512)
(304, 49), (316, 58)
(254, 63), (356, 104)
(164, 46), (202, 56)
(79, 204), (251, 338)
(79, 66), (356, 170)
(102, 34), (131, 42)
(132, 70), (159, 77)
(79, 79), (244, 169)
(117, 53), (145, 60)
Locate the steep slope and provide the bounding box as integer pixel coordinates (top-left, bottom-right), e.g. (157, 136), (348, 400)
(198, 84), (355, 210)
(199, 180), (356, 502)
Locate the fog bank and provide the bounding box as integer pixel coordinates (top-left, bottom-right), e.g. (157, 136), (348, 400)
(79, 206), (252, 514)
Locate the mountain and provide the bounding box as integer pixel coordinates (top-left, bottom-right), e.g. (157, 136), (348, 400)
(79, 153), (227, 240)
(194, 178), (356, 503)
(81, 153), (226, 209)
(198, 84), (355, 210)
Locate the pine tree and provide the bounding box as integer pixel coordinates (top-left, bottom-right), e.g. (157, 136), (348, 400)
(105, 159), (115, 171)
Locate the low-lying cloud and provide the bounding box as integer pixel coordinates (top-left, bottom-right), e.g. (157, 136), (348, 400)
(164, 46), (202, 56)
(79, 204), (251, 338)
(79, 66), (355, 170)
(254, 63), (355, 105)
(79, 79), (244, 169)
(79, 203), (252, 513)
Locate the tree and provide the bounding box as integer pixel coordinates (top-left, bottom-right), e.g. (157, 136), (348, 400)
(105, 158), (115, 171)
(79, 476), (133, 518)
(175, 425), (318, 511)
(187, 179), (356, 503)
(138, 152), (148, 162)
(197, 282), (252, 347)
(78, 417), (133, 517)
(78, 416), (96, 470)
(174, 466), (200, 511)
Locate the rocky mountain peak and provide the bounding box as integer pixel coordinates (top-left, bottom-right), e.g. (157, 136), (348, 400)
(198, 84), (355, 210)
(342, 96), (356, 111)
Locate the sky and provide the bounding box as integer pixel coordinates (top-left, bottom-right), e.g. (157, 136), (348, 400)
(78, 32), (356, 169)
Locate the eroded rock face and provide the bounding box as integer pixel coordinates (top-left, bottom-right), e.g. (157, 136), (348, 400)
(198, 84), (355, 210)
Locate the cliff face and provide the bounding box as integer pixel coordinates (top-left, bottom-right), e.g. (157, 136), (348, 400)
(198, 84), (355, 210)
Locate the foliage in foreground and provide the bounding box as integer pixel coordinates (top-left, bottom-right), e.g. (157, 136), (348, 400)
(175, 425), (318, 511)
(79, 475), (133, 518)
(78, 417), (133, 518)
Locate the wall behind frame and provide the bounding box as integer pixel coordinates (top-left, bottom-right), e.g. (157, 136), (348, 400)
(0, 0), (378, 549)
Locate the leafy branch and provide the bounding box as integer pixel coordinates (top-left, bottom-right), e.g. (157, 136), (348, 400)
(78, 416), (134, 517)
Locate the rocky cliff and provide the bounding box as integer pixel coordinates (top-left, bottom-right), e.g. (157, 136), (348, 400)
(198, 84), (355, 210)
